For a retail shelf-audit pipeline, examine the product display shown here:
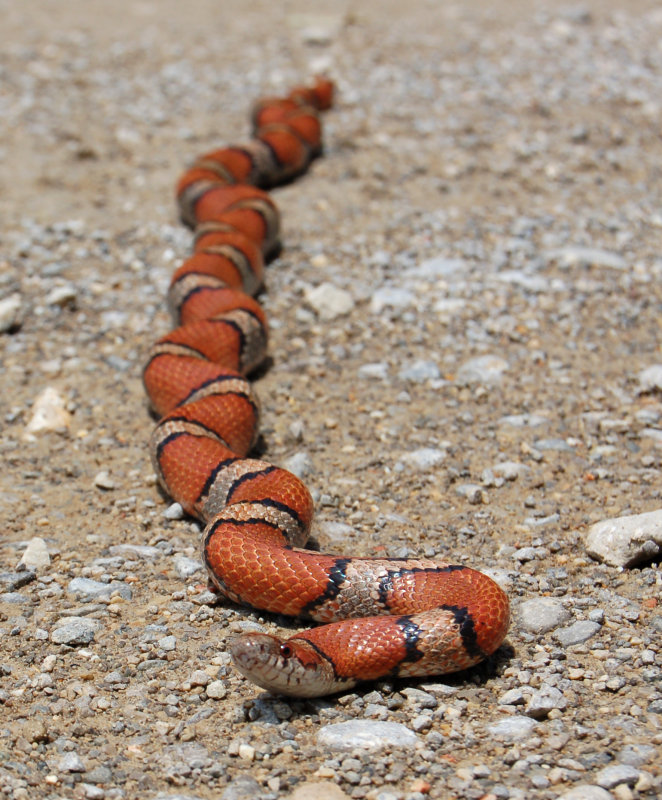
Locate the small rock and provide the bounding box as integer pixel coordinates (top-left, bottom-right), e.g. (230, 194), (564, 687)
(370, 287), (414, 314)
(58, 751), (86, 773)
(317, 720), (418, 751)
(304, 282), (354, 320)
(499, 688), (525, 706)
(51, 617), (100, 645)
(492, 461), (530, 481)
(455, 483), (487, 504)
(174, 555), (203, 579)
(557, 787), (613, 800)
(159, 636), (177, 652)
(283, 451), (314, 480)
(221, 776), (262, 800)
(525, 685), (568, 718)
(109, 544), (160, 560)
(164, 502), (185, 520)
(286, 781), (351, 800)
(638, 365), (662, 393)
(67, 577), (132, 601)
(0, 293), (24, 332)
(596, 764), (641, 789)
(94, 470), (116, 490)
(413, 256), (466, 278)
(398, 448), (446, 471)
(549, 246), (626, 270)
(456, 355), (508, 385)
(24, 387), (71, 436)
(19, 537), (51, 569)
(397, 359), (440, 383)
(206, 681), (227, 700)
(616, 744), (656, 767)
(519, 598), (570, 633)
(555, 620), (601, 647)
(357, 362), (389, 380)
(46, 283), (77, 307)
(486, 716), (538, 742)
(585, 509), (662, 567)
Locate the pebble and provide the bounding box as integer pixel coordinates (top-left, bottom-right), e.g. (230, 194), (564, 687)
(283, 451), (314, 479)
(413, 256), (466, 278)
(304, 283), (354, 320)
(0, 292), (24, 331)
(525, 685), (567, 718)
(163, 502), (185, 520)
(585, 508), (662, 567)
(220, 776), (262, 800)
(397, 447), (446, 471)
(316, 721), (418, 752)
(46, 283), (77, 307)
(109, 543), (160, 559)
(93, 470), (116, 490)
(455, 355), (508, 385)
(518, 598), (570, 633)
(486, 716), (538, 742)
(492, 461), (530, 480)
(58, 751), (86, 773)
(616, 744), (656, 767)
(357, 362), (389, 380)
(24, 386), (71, 436)
(558, 787), (613, 800)
(638, 364), (662, 393)
(555, 620), (602, 646)
(286, 782), (351, 800)
(51, 617), (100, 645)
(596, 764), (641, 789)
(397, 359), (440, 382)
(206, 681), (227, 700)
(549, 246), (627, 270)
(18, 537), (51, 569)
(370, 287), (414, 314)
(67, 577), (132, 600)
(174, 555), (203, 578)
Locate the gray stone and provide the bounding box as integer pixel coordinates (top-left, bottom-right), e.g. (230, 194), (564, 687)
(398, 448), (446, 471)
(549, 246), (626, 270)
(638, 364), (662, 393)
(486, 716), (538, 741)
(492, 461), (530, 481)
(616, 744), (656, 767)
(221, 776), (262, 800)
(358, 362), (389, 380)
(305, 282), (354, 320)
(173, 555), (203, 579)
(525, 685), (567, 718)
(163, 502), (185, 520)
(370, 287), (414, 314)
(596, 763), (641, 789)
(557, 787), (612, 800)
(18, 537), (50, 569)
(317, 720), (418, 751)
(67, 577), (132, 601)
(518, 597), (570, 633)
(414, 256), (466, 278)
(283, 450), (314, 480)
(0, 293), (23, 332)
(456, 354), (508, 385)
(58, 751), (86, 772)
(555, 620), (601, 647)
(397, 359), (440, 383)
(51, 617), (100, 645)
(109, 543), (160, 559)
(585, 509), (662, 567)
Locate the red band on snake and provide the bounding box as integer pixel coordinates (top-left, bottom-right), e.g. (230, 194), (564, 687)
(143, 77), (510, 698)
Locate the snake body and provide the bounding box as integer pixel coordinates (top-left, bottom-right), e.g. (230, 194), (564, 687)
(143, 78), (510, 697)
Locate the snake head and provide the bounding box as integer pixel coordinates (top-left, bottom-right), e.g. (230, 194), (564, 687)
(230, 633), (356, 698)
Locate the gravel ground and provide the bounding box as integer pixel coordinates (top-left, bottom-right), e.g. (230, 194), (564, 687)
(1, 1), (661, 798)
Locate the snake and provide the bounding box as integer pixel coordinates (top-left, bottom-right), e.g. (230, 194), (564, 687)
(143, 78), (510, 697)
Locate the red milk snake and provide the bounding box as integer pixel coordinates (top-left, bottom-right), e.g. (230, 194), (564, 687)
(142, 78), (510, 697)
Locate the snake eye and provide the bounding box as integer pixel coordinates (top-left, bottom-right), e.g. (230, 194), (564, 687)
(280, 644), (293, 659)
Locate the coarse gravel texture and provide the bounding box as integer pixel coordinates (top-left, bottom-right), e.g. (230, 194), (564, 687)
(1, 1), (661, 799)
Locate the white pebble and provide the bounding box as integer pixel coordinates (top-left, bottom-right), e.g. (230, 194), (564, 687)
(24, 386), (71, 437)
(0, 293), (24, 332)
(304, 282), (354, 320)
(585, 508), (662, 567)
(19, 537), (51, 569)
